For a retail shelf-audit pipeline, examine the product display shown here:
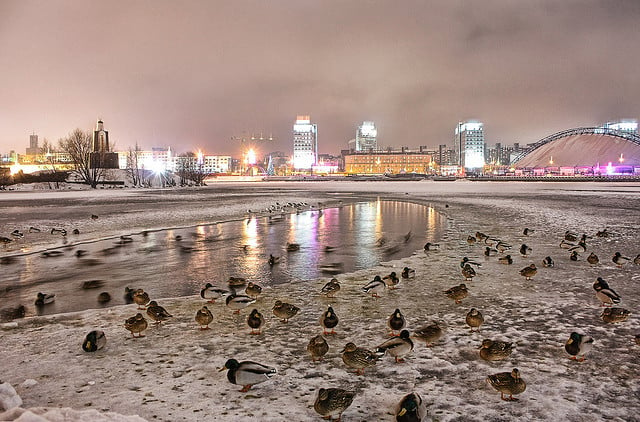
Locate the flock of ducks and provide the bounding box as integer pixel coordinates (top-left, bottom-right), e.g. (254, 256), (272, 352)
(3, 205), (640, 421)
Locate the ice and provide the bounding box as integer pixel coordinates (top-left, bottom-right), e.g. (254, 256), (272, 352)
(0, 180), (639, 421)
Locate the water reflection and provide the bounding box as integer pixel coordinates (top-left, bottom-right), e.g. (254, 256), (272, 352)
(0, 200), (446, 316)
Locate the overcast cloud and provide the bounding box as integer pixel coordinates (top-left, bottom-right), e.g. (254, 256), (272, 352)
(1, 0), (639, 155)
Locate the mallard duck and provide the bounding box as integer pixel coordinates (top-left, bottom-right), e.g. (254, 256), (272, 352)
(321, 278), (341, 297)
(461, 264), (476, 281)
(247, 308), (265, 334)
(542, 256), (554, 268)
(519, 244), (532, 256)
(475, 232), (488, 242)
(320, 305), (339, 335)
(362, 275), (386, 297)
(587, 253), (599, 265)
(146, 300), (173, 324)
(496, 241), (511, 253)
(593, 277), (621, 306)
(341, 342), (379, 375)
(570, 251), (580, 261)
(396, 392), (426, 422)
(601, 307), (631, 323)
(124, 313), (148, 337)
(11, 229), (24, 238)
(132, 289), (150, 309)
(460, 257), (481, 268)
(498, 255), (513, 265)
(467, 235), (477, 245)
(383, 272), (400, 289)
(286, 242), (300, 252)
(375, 330), (414, 363)
(612, 252), (630, 267)
(28, 226), (42, 233)
(484, 247), (498, 257)
(97, 292), (111, 304)
(423, 242), (440, 251)
(268, 254), (280, 266)
(564, 231), (578, 242)
(487, 368), (526, 401)
(273, 300), (300, 322)
(445, 283), (468, 303)
(82, 330), (106, 352)
(226, 293), (256, 314)
(245, 282), (262, 299)
(401, 267), (415, 279)
(523, 228), (535, 236)
(479, 339), (514, 361)
(466, 308), (484, 332)
(34, 292), (55, 306)
(219, 359), (276, 392)
(595, 228), (609, 238)
(314, 388), (356, 421)
(388, 308), (406, 336)
(227, 276), (247, 287)
(307, 335), (329, 362)
(195, 305), (214, 330)
(519, 264), (537, 280)
(200, 283), (229, 303)
(565, 332), (594, 361)
(412, 322), (443, 347)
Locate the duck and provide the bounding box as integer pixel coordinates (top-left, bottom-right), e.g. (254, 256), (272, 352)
(307, 335), (329, 362)
(341, 342), (379, 375)
(466, 308), (484, 332)
(595, 228), (609, 238)
(587, 252), (599, 265)
(445, 283), (468, 304)
(461, 264), (476, 281)
(11, 229), (24, 238)
(41, 250), (64, 258)
(375, 330), (414, 363)
(28, 226), (42, 233)
(320, 305), (339, 335)
(460, 257), (481, 268)
(388, 308), (406, 336)
(82, 279), (104, 289)
(634, 254), (640, 265)
(286, 242), (300, 252)
(479, 339), (514, 361)
(593, 277), (621, 306)
(97, 292), (111, 304)
(124, 287), (136, 304)
(542, 256), (554, 268)
(132, 289), (150, 309)
(124, 313), (148, 338)
(565, 332), (594, 361)
(82, 330), (106, 352)
(412, 322), (443, 347)
(519, 244), (532, 256)
(321, 278), (341, 297)
(245, 282), (263, 299)
(564, 231), (578, 242)
(519, 264), (537, 280)
(227, 276), (247, 287)
(195, 305), (214, 330)
(559, 239), (576, 249)
(423, 242), (440, 251)
(569, 240), (587, 253)
(396, 392), (426, 422)
(496, 241), (512, 253)
(272, 300), (300, 322)
(34, 292), (55, 306)
(247, 308), (265, 334)
(314, 388), (356, 421)
(523, 228), (535, 236)
(0, 236), (13, 246)
(601, 307), (631, 323)
(487, 368), (526, 401)
(498, 255), (513, 265)
(200, 283), (230, 303)
(226, 293), (256, 314)
(401, 267), (415, 279)
(362, 275), (386, 298)
(219, 359), (276, 392)
(268, 254), (280, 266)
(383, 272), (400, 289)
(146, 300), (173, 324)
(612, 252), (630, 267)
(466, 235), (477, 245)
(475, 232), (489, 242)
(484, 247), (498, 257)
(570, 251), (580, 261)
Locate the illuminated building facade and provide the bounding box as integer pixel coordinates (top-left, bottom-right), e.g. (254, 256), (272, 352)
(26, 134), (39, 155)
(344, 150), (432, 174)
(601, 119), (638, 134)
(355, 121), (378, 152)
(454, 121), (485, 171)
(292, 115), (318, 170)
(91, 119), (119, 168)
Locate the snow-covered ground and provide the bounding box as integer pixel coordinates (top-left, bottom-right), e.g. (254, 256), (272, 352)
(1, 180), (639, 421)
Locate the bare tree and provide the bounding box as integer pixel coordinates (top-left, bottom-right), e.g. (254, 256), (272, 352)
(175, 152), (208, 186)
(58, 128), (105, 188)
(126, 142), (143, 187)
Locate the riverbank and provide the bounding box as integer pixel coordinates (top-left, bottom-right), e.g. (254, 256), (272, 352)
(1, 181), (639, 421)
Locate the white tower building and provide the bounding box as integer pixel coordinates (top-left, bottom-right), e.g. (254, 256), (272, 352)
(454, 121), (485, 171)
(292, 115), (318, 170)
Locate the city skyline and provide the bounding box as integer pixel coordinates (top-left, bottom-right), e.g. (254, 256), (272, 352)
(2, 1), (640, 155)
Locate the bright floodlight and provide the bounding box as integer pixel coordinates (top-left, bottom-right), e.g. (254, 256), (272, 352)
(247, 148), (257, 165)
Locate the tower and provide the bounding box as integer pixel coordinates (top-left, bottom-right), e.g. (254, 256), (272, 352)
(26, 133), (39, 155)
(292, 115), (318, 170)
(93, 119), (110, 152)
(90, 119), (119, 169)
(454, 121), (485, 171)
(355, 121), (377, 152)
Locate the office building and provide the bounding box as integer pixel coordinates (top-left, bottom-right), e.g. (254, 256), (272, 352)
(292, 115), (318, 170)
(454, 121), (485, 170)
(355, 121), (377, 152)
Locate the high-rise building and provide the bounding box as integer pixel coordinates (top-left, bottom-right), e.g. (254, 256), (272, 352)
(292, 115), (318, 170)
(454, 121), (485, 170)
(355, 121), (377, 152)
(26, 133), (39, 155)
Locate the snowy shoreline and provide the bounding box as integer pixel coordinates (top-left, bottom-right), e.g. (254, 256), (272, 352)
(1, 181), (639, 421)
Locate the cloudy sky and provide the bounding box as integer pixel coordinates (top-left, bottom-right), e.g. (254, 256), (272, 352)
(1, 0), (639, 156)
